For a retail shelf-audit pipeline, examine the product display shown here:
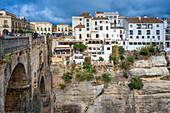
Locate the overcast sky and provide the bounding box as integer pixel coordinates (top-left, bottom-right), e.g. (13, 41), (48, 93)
(0, 0), (170, 26)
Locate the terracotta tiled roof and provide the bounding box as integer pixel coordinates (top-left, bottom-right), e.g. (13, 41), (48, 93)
(92, 17), (108, 20)
(125, 17), (163, 23)
(75, 25), (85, 28)
(77, 13), (91, 18)
(96, 11), (104, 14)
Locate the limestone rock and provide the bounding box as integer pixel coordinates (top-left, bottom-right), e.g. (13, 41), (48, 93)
(130, 67), (169, 77)
(133, 60), (152, 68)
(150, 55), (167, 67)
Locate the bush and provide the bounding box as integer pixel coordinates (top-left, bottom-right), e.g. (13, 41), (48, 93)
(99, 57), (104, 61)
(148, 46), (155, 53)
(59, 84), (66, 90)
(140, 47), (149, 56)
(127, 55), (134, 64)
(18, 29), (24, 34)
(2, 54), (11, 63)
(76, 72), (86, 81)
(119, 54), (125, 60)
(85, 57), (91, 63)
(86, 73), (94, 81)
(102, 73), (111, 83)
(62, 72), (72, 83)
(95, 76), (101, 81)
(128, 77), (144, 90)
(123, 71), (129, 79)
(73, 43), (87, 50)
(121, 60), (130, 70)
(119, 46), (125, 53)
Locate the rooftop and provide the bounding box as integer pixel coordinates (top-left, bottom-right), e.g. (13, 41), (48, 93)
(75, 25), (85, 28)
(125, 17), (163, 23)
(77, 12), (92, 18)
(92, 17), (109, 20)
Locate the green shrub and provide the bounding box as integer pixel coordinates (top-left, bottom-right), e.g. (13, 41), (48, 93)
(86, 73), (94, 81)
(102, 73), (111, 83)
(76, 72), (86, 81)
(18, 29), (24, 34)
(85, 57), (91, 63)
(127, 55), (134, 64)
(123, 71), (129, 79)
(119, 46), (125, 53)
(62, 72), (72, 83)
(73, 43), (87, 50)
(119, 54), (125, 60)
(59, 84), (66, 90)
(99, 57), (104, 61)
(148, 46), (155, 53)
(95, 76), (101, 81)
(140, 47), (149, 56)
(121, 60), (130, 70)
(128, 77), (144, 90)
(2, 54), (11, 63)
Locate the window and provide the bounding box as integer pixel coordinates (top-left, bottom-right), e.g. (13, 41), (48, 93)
(89, 47), (92, 50)
(97, 48), (100, 50)
(95, 21), (97, 25)
(65, 28), (67, 31)
(79, 34), (82, 39)
(37, 27), (39, 31)
(4, 20), (7, 25)
(87, 23), (89, 27)
(62, 27), (63, 31)
(93, 41), (95, 44)
(100, 26), (103, 30)
(142, 42), (146, 45)
(41, 28), (43, 31)
(136, 36), (139, 39)
(158, 36), (160, 40)
(114, 16), (117, 18)
(107, 47), (110, 50)
(134, 42), (137, 45)
(106, 26), (109, 30)
(157, 24), (159, 27)
(87, 34), (90, 37)
(95, 27), (97, 30)
(138, 30), (142, 35)
(147, 30), (150, 35)
(93, 48), (96, 50)
(58, 27), (60, 31)
(79, 28), (81, 31)
(86, 19), (89, 22)
(147, 36), (150, 39)
(48, 27), (50, 31)
(106, 21), (108, 23)
(100, 21), (102, 23)
(130, 36), (133, 39)
(110, 16), (112, 18)
(129, 42), (133, 45)
(153, 36), (155, 39)
(142, 36), (144, 39)
(147, 42), (150, 45)
(87, 28), (89, 31)
(80, 23), (82, 25)
(130, 24), (133, 28)
(97, 41), (99, 44)
(138, 42), (141, 45)
(130, 30), (133, 35)
(80, 18), (82, 21)
(106, 34), (109, 38)
(137, 24), (141, 29)
(156, 30), (160, 35)
(96, 34), (99, 38)
(89, 41), (91, 44)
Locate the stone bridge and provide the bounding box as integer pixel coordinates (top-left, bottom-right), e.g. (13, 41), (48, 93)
(0, 35), (53, 113)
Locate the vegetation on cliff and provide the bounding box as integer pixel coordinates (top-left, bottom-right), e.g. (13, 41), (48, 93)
(128, 77), (144, 90)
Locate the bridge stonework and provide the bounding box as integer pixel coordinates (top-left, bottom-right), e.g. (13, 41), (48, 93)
(0, 35), (53, 113)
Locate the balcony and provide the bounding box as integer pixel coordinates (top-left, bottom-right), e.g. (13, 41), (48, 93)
(3, 25), (9, 28)
(75, 56), (83, 59)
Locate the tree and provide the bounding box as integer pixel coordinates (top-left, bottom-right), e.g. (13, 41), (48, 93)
(99, 57), (104, 61)
(128, 77), (144, 90)
(18, 29), (24, 34)
(119, 46), (125, 53)
(73, 43), (87, 50)
(102, 73), (111, 83)
(119, 54), (125, 60)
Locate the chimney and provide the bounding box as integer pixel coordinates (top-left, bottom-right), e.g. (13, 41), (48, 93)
(144, 15), (147, 18)
(156, 16), (159, 19)
(138, 16), (141, 20)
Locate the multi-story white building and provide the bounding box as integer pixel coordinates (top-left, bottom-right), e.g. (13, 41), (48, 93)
(72, 12), (126, 63)
(123, 16), (164, 51)
(163, 18), (170, 51)
(31, 22), (53, 35)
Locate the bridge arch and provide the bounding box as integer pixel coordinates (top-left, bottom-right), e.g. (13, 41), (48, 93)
(5, 63), (29, 112)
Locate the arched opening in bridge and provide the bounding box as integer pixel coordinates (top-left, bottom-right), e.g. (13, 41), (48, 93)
(5, 63), (28, 112)
(3, 29), (9, 35)
(40, 76), (45, 94)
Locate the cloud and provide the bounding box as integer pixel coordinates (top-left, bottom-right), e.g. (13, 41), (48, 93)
(1, 0), (170, 25)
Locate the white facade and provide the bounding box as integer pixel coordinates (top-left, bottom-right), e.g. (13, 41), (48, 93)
(164, 19), (170, 51)
(31, 22), (53, 34)
(123, 17), (164, 51)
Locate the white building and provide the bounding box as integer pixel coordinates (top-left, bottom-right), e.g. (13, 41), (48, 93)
(31, 22), (53, 35)
(72, 12), (126, 63)
(123, 16), (164, 51)
(163, 18), (170, 51)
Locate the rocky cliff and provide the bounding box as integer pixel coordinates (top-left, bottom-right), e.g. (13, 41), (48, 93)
(54, 53), (170, 113)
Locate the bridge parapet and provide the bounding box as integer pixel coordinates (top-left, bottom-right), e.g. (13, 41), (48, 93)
(0, 36), (29, 57)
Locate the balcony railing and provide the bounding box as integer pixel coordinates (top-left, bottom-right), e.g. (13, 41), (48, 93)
(3, 25), (9, 28)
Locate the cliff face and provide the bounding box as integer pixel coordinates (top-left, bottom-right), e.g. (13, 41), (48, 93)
(54, 54), (170, 113)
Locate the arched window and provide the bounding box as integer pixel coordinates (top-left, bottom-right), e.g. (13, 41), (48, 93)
(44, 27), (46, 31)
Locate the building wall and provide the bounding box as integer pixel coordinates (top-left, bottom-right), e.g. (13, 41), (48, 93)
(31, 22), (53, 34)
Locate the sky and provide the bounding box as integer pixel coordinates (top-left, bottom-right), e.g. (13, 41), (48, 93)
(0, 0), (170, 26)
